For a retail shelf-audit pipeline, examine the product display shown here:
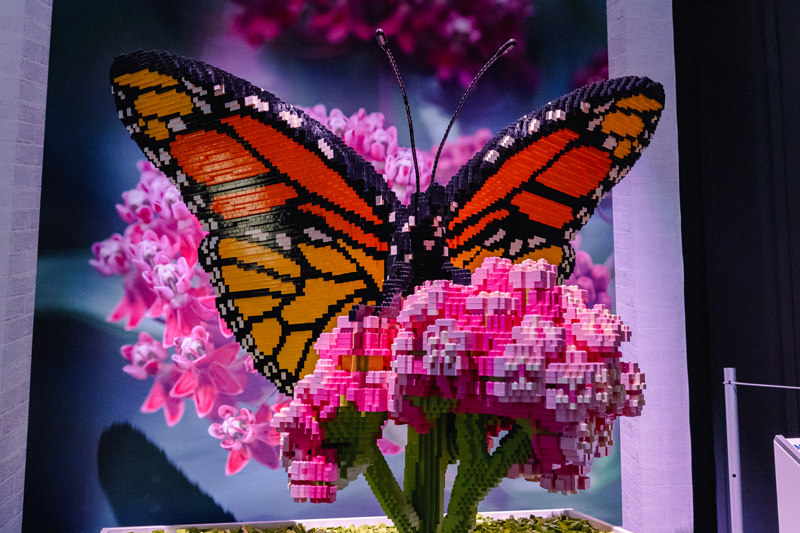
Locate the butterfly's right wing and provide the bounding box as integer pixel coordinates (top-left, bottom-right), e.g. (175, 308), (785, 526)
(441, 77), (665, 282)
(111, 50), (404, 394)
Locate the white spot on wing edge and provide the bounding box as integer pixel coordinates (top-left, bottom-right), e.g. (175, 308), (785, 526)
(318, 138), (334, 159)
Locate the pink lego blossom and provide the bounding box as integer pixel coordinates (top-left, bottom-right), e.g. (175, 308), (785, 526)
(273, 257), (644, 502)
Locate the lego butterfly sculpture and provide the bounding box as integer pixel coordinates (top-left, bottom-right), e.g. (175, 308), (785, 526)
(110, 50), (664, 396)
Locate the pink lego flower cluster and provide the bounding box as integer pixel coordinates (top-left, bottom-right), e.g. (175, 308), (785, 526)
(228, 0), (536, 87)
(273, 257), (644, 501)
(301, 105), (491, 204)
(93, 161), (286, 474)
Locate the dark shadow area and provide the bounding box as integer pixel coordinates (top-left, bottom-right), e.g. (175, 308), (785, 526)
(98, 422), (235, 526)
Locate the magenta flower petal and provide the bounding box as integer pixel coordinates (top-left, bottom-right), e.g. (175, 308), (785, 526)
(107, 274), (157, 330)
(248, 439), (280, 470)
(122, 364), (148, 380)
(225, 447), (251, 476)
(194, 382), (217, 418)
(143, 359), (161, 375)
(209, 362), (244, 395)
(218, 404), (239, 419)
(209, 342), (240, 366)
(164, 396), (185, 427)
(141, 380), (167, 413)
(254, 401), (273, 424)
(170, 370), (197, 398)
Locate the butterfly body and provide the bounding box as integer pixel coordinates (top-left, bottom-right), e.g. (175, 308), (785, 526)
(111, 50), (664, 393)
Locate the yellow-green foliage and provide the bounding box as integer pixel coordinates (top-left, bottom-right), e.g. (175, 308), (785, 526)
(144, 514), (606, 533)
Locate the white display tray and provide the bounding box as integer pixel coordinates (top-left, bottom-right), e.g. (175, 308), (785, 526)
(100, 508), (633, 533)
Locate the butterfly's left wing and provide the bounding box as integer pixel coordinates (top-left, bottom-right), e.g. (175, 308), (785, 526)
(110, 50), (402, 393)
(442, 76), (665, 282)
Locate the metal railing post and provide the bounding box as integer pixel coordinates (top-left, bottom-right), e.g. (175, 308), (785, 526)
(724, 367), (744, 533)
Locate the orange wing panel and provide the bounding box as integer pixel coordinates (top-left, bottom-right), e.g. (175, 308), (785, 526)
(534, 146), (611, 198)
(510, 191), (574, 228)
(451, 128), (579, 227)
(211, 182), (298, 220)
(171, 130), (269, 185)
(223, 115), (383, 227)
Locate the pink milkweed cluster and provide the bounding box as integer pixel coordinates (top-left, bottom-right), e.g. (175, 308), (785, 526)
(273, 257), (644, 502)
(228, 0), (536, 87)
(92, 161), (284, 474)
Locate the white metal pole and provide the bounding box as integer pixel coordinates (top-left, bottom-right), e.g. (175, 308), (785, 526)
(724, 367), (744, 533)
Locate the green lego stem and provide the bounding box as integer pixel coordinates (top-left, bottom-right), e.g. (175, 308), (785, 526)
(440, 415), (533, 533)
(404, 417), (454, 533)
(364, 442), (420, 533)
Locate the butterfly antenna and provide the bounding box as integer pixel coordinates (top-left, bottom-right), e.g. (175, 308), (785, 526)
(430, 39), (516, 184)
(375, 29), (421, 215)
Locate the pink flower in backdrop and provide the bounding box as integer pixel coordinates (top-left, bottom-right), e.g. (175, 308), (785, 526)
(141, 364), (187, 427)
(90, 233), (131, 276)
(230, 0), (305, 46)
(431, 128), (493, 185)
(383, 148), (433, 203)
(121, 331), (168, 380)
(227, 0), (537, 87)
(170, 326), (247, 418)
(341, 109), (399, 171)
(129, 229), (178, 273)
(95, 160), (283, 470)
(566, 245), (613, 311)
(106, 268), (159, 331)
(209, 401), (289, 475)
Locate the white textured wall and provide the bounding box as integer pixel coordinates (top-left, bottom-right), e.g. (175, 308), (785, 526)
(606, 1), (693, 532)
(0, 0), (51, 531)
